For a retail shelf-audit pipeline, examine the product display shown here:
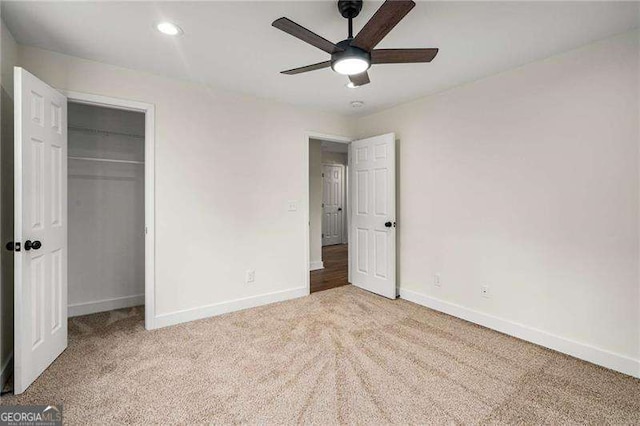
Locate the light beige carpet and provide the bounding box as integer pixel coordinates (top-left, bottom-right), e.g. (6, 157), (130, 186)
(1, 285), (639, 424)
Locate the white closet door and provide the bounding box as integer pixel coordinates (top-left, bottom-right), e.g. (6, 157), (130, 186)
(14, 67), (68, 394)
(349, 133), (396, 299)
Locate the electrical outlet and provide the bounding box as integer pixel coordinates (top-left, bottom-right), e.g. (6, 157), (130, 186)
(287, 200), (298, 212)
(481, 285), (490, 298)
(433, 274), (441, 287)
(245, 270), (255, 284)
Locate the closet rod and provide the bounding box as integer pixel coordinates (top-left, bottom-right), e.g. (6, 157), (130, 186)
(68, 125), (144, 139)
(69, 156), (144, 165)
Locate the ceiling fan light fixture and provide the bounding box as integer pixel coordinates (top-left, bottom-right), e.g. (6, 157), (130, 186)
(332, 57), (370, 76)
(331, 42), (371, 75)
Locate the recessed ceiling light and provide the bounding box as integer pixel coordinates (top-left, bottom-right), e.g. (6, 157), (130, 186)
(156, 22), (183, 36)
(346, 82), (358, 89)
(350, 100), (364, 108)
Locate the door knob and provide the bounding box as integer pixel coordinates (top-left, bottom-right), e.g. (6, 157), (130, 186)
(5, 242), (21, 252)
(385, 221), (392, 228)
(24, 240), (42, 251)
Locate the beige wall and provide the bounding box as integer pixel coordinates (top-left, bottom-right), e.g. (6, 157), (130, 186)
(309, 140), (323, 267)
(1, 18), (17, 96)
(17, 45), (353, 327)
(0, 17), (17, 385)
(355, 31), (640, 369)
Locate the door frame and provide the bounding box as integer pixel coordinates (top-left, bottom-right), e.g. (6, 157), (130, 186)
(321, 162), (345, 247)
(304, 132), (351, 294)
(63, 90), (156, 330)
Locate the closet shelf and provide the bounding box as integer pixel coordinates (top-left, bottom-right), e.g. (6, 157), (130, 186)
(69, 156), (144, 165)
(69, 125), (144, 140)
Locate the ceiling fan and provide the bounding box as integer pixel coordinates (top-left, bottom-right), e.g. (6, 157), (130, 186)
(272, 0), (438, 87)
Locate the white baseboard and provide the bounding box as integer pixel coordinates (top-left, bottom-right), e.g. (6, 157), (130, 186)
(1, 352), (13, 390)
(69, 294), (145, 317)
(400, 288), (640, 379)
(152, 286), (308, 329)
(309, 261), (324, 271)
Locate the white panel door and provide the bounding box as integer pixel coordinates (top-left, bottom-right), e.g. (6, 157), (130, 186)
(322, 164), (343, 246)
(14, 67), (68, 394)
(349, 133), (396, 299)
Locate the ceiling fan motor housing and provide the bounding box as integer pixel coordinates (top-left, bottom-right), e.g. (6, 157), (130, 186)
(331, 39), (371, 73)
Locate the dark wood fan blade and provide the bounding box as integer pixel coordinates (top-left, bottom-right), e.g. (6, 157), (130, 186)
(272, 17), (342, 54)
(349, 71), (370, 87)
(371, 48), (439, 64)
(281, 61), (332, 75)
(350, 0), (415, 52)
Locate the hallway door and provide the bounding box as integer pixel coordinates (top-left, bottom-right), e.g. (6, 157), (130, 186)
(322, 164), (344, 246)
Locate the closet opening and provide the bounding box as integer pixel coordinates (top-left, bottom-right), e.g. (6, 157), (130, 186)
(67, 101), (146, 321)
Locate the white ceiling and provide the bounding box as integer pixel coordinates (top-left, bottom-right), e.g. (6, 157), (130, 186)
(3, 1), (638, 115)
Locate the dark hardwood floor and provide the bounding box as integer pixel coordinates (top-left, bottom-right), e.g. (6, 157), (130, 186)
(310, 244), (349, 293)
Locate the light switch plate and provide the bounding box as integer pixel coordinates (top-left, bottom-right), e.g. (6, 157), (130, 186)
(288, 200), (298, 212)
